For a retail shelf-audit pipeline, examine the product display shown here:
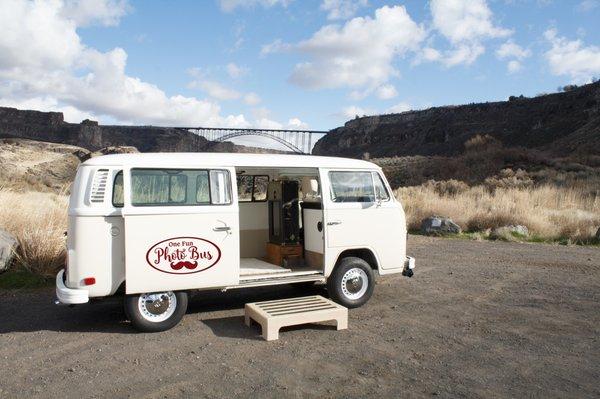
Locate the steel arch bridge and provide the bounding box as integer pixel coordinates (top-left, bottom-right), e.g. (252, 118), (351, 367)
(177, 127), (328, 154)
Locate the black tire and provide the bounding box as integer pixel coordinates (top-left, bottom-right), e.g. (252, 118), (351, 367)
(124, 291), (188, 333)
(327, 257), (375, 308)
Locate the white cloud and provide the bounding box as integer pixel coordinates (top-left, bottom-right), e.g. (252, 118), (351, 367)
(254, 118), (284, 130)
(413, 47), (442, 64)
(496, 41), (531, 60)
(577, 0), (599, 12)
(260, 39), (292, 56)
(226, 62), (248, 79)
(218, 0), (292, 13)
(243, 92), (261, 106)
(341, 105), (375, 119)
(496, 41), (530, 73)
(320, 0), (368, 20)
(507, 60), (522, 73)
(376, 84), (398, 100)
(385, 102), (411, 114)
(288, 6), (425, 90)
(431, 0), (511, 44)
(544, 29), (600, 83)
(189, 80), (242, 101)
(0, 96), (97, 123)
(443, 43), (485, 66)
(0, 0), (275, 129)
(287, 117), (309, 129)
(429, 0), (512, 66)
(61, 0), (130, 27)
(187, 73), (262, 106)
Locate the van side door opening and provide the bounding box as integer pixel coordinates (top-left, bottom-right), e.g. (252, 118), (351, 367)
(235, 166), (325, 283)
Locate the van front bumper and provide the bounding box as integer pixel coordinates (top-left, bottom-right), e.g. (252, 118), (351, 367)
(402, 256), (415, 277)
(55, 269), (89, 305)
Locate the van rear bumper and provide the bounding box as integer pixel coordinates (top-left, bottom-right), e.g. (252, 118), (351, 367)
(55, 269), (89, 305)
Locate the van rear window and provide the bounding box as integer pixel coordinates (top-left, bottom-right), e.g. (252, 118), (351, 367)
(112, 169), (232, 207)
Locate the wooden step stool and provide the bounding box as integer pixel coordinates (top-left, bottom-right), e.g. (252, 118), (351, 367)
(244, 295), (348, 341)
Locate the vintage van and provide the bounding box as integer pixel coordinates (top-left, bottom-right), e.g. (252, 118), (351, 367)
(56, 153), (415, 332)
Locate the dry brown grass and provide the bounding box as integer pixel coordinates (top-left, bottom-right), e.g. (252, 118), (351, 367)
(0, 179), (598, 279)
(396, 183), (600, 243)
(0, 189), (68, 276)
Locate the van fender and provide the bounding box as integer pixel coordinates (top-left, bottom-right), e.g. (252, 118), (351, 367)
(326, 246), (382, 278)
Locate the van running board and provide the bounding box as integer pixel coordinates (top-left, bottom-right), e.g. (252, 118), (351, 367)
(223, 274), (325, 291)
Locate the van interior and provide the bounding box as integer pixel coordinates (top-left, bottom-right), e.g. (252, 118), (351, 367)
(235, 167), (325, 284)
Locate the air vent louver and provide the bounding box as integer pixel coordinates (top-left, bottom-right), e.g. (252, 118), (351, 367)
(90, 169), (109, 203)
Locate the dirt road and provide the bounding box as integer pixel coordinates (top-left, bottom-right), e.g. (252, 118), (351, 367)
(1, 236), (599, 398)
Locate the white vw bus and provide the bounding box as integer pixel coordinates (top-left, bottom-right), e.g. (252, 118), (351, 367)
(56, 153), (415, 332)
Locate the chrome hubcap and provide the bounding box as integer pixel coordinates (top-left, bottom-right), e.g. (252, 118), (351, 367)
(341, 268), (368, 300)
(138, 292), (177, 323)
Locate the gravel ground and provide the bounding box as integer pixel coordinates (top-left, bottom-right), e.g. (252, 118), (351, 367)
(0, 235), (599, 398)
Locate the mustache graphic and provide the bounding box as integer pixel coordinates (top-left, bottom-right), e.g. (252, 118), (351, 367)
(170, 261), (198, 270)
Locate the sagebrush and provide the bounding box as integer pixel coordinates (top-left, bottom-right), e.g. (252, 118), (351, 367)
(0, 189), (68, 276)
(396, 183), (600, 243)
(1, 179), (599, 278)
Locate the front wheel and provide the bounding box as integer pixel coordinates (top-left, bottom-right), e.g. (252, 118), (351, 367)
(327, 257), (375, 308)
(124, 291), (188, 332)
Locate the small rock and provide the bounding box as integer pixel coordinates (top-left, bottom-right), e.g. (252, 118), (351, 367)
(420, 216), (462, 235)
(0, 229), (18, 272)
(490, 225), (529, 240)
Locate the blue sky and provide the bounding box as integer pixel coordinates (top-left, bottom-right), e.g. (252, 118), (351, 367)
(1, 0), (599, 149)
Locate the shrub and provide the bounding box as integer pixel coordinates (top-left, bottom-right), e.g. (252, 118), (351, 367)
(484, 168), (533, 191)
(0, 189), (67, 276)
(395, 180), (600, 242)
(424, 179), (469, 196)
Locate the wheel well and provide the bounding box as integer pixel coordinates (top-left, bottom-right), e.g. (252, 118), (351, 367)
(335, 248), (378, 270)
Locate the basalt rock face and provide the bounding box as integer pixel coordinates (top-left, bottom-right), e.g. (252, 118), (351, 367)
(0, 107), (212, 152)
(313, 81), (600, 158)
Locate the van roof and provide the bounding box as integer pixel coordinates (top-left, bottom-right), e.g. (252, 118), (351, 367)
(83, 153), (380, 169)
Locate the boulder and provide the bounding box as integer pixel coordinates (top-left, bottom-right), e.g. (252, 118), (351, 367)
(0, 229), (17, 272)
(490, 225), (529, 240)
(420, 216), (462, 235)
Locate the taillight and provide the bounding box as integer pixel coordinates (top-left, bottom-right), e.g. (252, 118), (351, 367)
(83, 277), (96, 286)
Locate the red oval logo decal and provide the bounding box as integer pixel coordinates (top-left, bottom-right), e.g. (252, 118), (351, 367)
(145, 236), (221, 274)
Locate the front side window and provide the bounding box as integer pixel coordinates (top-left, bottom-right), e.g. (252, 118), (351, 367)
(329, 171), (375, 203)
(117, 168), (231, 207)
(373, 172), (390, 201)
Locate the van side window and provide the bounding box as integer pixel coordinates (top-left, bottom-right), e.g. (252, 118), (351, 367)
(113, 171), (124, 207)
(373, 172), (390, 201)
(129, 169), (231, 206)
(329, 171), (375, 203)
(196, 172), (210, 203)
(236, 175), (269, 202)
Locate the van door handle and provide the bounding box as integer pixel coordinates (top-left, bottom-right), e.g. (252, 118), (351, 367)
(327, 221), (342, 226)
(213, 226), (231, 232)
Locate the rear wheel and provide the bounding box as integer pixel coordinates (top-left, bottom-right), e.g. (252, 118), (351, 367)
(327, 257), (375, 308)
(124, 291), (188, 332)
